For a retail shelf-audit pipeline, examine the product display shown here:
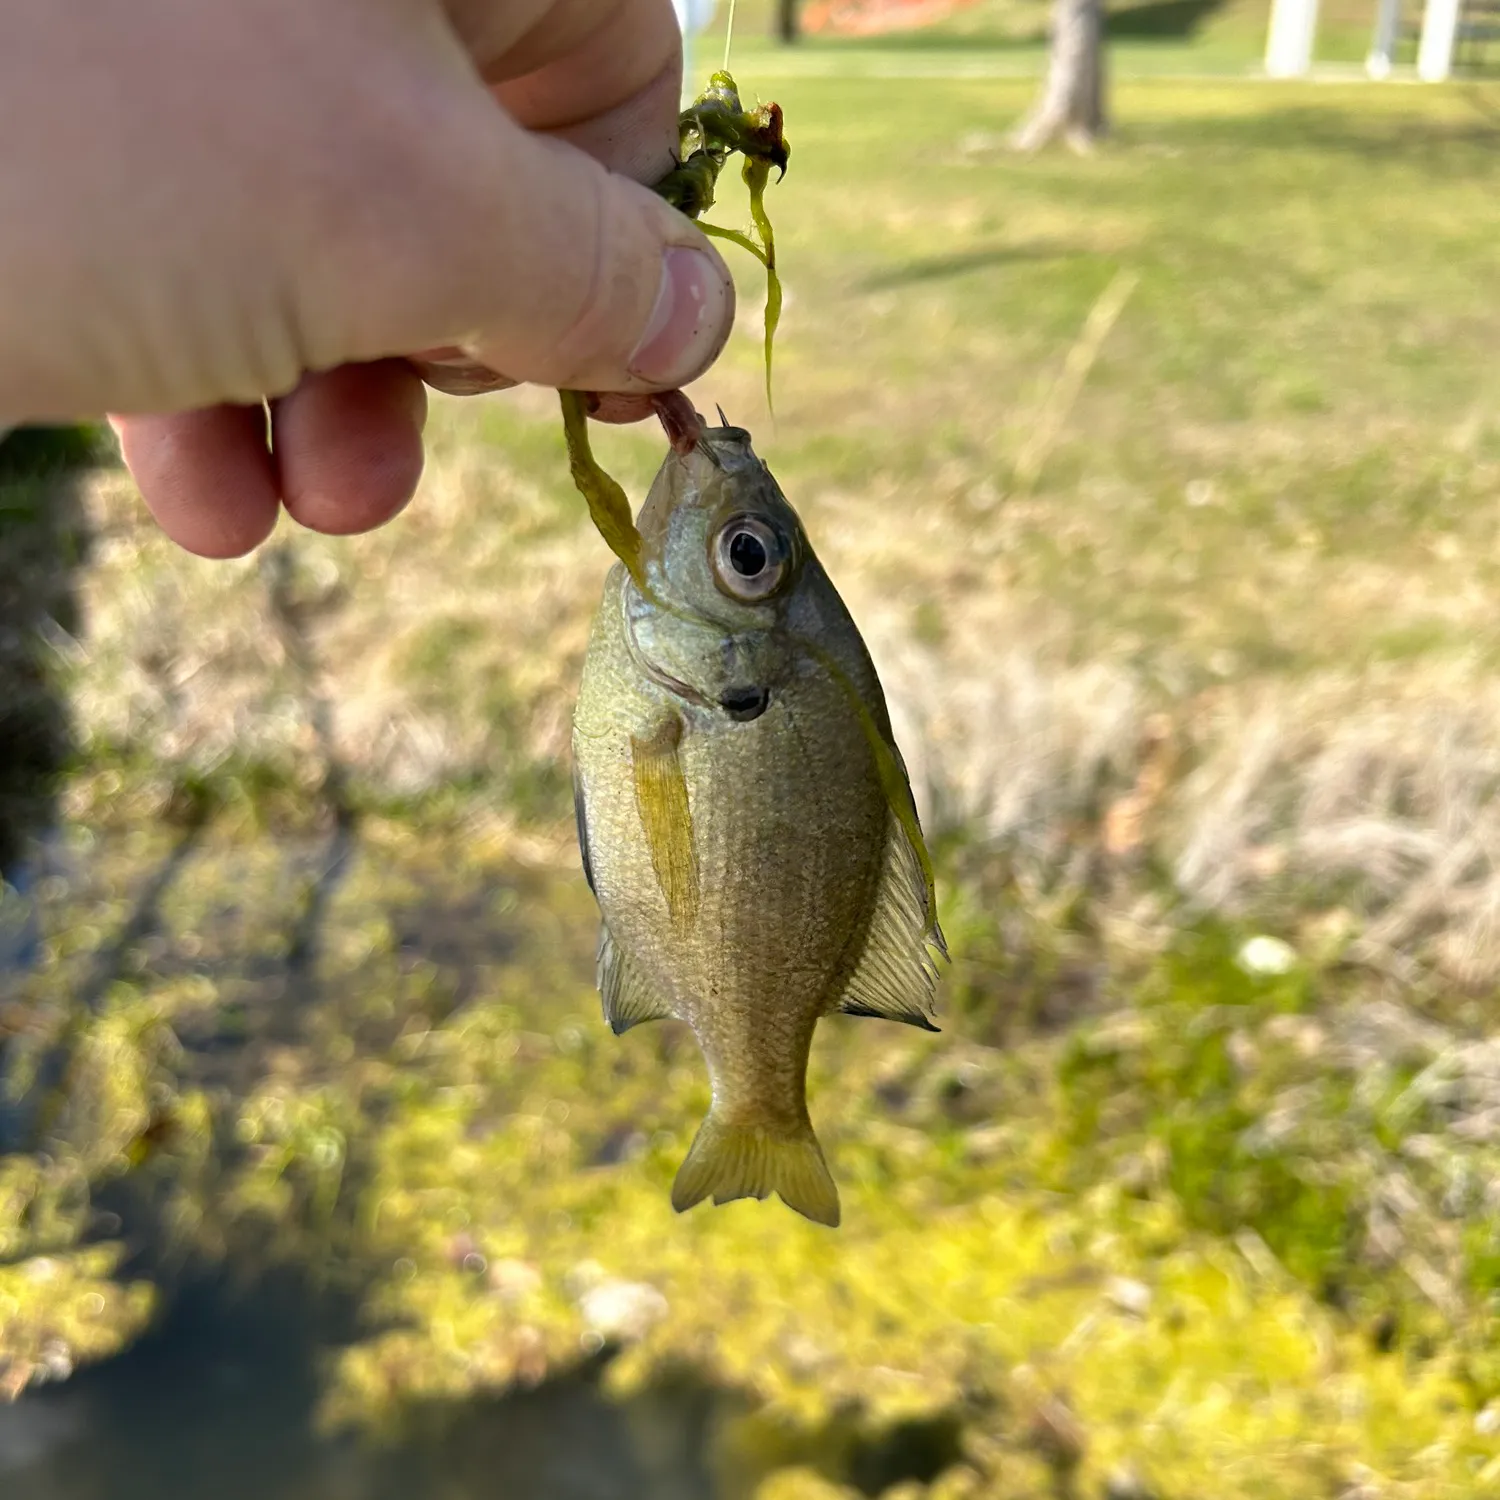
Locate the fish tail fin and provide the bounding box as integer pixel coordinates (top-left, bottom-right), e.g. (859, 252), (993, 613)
(671, 1114), (840, 1227)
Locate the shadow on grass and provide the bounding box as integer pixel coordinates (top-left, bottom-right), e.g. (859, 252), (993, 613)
(1108, 0), (1233, 37)
(1150, 103), (1500, 155)
(860, 241), (1080, 291)
(0, 1262), (971, 1500)
(0, 1268), (718, 1500)
(0, 426), (102, 879)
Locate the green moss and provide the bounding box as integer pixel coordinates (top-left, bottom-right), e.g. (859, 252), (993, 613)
(0, 1245), (156, 1397)
(8, 793), (1500, 1493)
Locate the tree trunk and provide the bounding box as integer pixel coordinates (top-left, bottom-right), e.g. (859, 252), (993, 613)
(776, 0), (801, 43)
(1011, 0), (1107, 152)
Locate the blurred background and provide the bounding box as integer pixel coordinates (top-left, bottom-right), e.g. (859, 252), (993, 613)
(2, 1), (1500, 1495)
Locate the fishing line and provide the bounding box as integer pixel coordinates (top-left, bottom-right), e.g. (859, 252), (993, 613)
(723, 0), (738, 70)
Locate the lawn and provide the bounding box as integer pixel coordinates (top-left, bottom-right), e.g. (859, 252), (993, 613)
(705, 0), (1412, 69)
(4, 47), (1500, 1500)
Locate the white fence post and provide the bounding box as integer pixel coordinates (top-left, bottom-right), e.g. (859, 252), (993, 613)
(1367, 0), (1404, 75)
(1417, 0), (1462, 78)
(1266, 0), (1321, 76)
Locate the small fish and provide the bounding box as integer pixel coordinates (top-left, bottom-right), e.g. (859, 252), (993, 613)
(571, 408), (946, 1227)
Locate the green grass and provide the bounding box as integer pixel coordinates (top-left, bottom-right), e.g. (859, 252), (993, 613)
(5, 48), (1500, 1500)
(717, 72), (1500, 680)
(702, 0), (1402, 71)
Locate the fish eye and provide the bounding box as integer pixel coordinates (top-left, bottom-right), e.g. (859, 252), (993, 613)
(711, 515), (790, 602)
(729, 530), (767, 577)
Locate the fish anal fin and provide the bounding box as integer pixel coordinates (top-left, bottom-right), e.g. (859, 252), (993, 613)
(834, 813), (946, 1032)
(631, 714), (700, 933)
(598, 924), (674, 1035)
(671, 1115), (840, 1228)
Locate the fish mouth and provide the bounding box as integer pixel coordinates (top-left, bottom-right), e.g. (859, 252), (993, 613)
(719, 686), (770, 723)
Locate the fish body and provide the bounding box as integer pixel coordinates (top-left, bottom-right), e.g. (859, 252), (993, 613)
(571, 420), (944, 1227)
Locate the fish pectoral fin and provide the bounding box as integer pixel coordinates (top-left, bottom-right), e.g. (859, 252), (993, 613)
(834, 813), (947, 1033)
(631, 713), (700, 933)
(672, 1114), (840, 1228)
(598, 924), (675, 1035)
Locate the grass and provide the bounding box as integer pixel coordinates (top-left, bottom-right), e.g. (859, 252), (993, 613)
(4, 40), (1500, 1500)
(701, 0), (1419, 69)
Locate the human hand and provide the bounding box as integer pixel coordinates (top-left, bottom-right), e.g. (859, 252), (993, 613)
(0, 0), (735, 556)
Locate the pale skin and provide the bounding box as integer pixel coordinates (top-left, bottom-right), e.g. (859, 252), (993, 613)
(0, 0), (736, 558)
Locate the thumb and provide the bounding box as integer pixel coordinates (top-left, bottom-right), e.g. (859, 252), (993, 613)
(340, 94), (737, 397)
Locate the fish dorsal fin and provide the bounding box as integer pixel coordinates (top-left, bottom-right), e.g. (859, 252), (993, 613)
(597, 923), (675, 1035)
(835, 812), (948, 1032)
(801, 636), (943, 948)
(631, 714), (700, 935)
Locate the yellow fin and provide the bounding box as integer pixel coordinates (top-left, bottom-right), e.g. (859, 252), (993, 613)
(800, 639), (946, 955)
(631, 715), (700, 933)
(597, 924), (674, 1035)
(672, 1115), (840, 1227)
(837, 813), (943, 1032)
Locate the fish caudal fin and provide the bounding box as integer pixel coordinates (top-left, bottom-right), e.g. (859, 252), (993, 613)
(671, 1115), (840, 1228)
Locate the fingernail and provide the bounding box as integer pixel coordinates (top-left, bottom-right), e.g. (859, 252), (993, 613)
(628, 246), (732, 388)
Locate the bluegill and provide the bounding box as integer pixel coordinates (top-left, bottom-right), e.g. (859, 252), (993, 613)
(571, 412), (946, 1227)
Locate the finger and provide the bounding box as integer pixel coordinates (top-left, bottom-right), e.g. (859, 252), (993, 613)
(114, 405), (280, 559)
(271, 360), (426, 536)
(319, 81), (735, 399)
(491, 0), (683, 183)
(407, 347), (518, 397)
(453, 129), (735, 395)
